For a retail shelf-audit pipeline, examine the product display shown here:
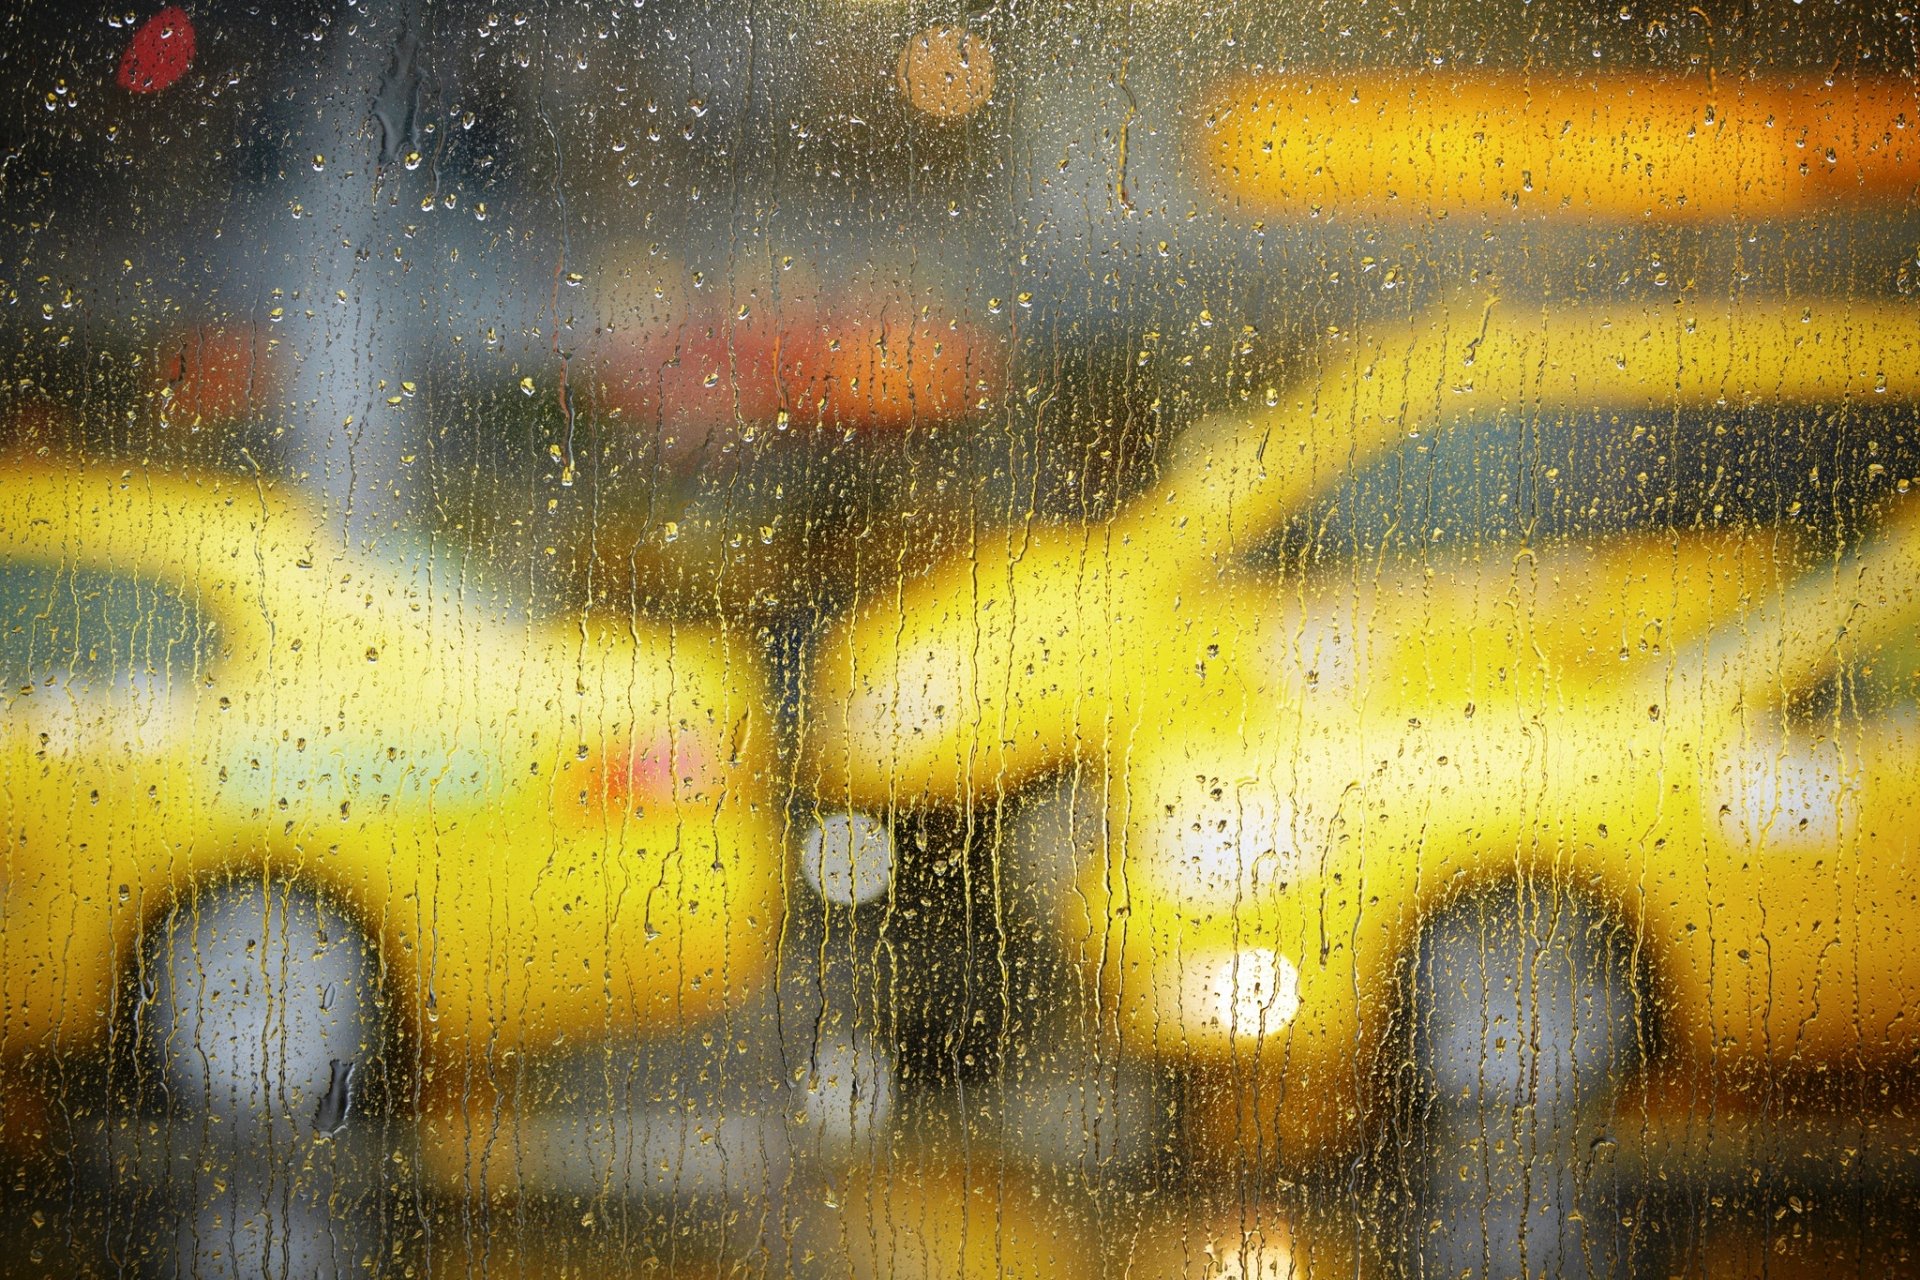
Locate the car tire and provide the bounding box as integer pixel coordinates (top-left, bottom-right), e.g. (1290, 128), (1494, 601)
(137, 876), (385, 1139)
(1398, 882), (1649, 1279)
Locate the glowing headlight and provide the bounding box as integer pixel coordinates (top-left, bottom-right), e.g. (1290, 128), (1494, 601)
(1183, 947), (1302, 1038)
(1206, 1232), (1296, 1280)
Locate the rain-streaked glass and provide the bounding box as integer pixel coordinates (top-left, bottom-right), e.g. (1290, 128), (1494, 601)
(2, 2), (1917, 1276)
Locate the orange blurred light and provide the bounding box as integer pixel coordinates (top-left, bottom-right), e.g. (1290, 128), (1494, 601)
(817, 312), (990, 431)
(154, 324), (274, 425)
(897, 26), (996, 121)
(597, 304), (996, 437)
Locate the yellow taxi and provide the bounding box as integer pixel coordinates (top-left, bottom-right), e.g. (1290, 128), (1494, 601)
(804, 296), (1920, 1163)
(1082, 515), (1920, 1154)
(0, 460), (785, 1137)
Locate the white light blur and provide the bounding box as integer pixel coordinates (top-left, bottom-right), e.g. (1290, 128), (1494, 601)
(1184, 947), (1301, 1037)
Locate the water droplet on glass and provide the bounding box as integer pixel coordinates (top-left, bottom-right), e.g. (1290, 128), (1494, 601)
(313, 1058), (358, 1135)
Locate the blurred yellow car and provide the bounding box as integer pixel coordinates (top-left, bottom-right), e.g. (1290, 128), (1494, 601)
(0, 460), (784, 1138)
(1081, 518), (1920, 1155)
(805, 295), (1920, 1166)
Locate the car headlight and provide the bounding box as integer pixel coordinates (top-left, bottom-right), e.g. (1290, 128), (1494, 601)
(1182, 946), (1303, 1039)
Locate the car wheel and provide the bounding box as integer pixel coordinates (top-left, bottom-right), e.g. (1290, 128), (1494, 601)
(138, 877), (385, 1137)
(117, 877), (389, 1277)
(1399, 883), (1649, 1279)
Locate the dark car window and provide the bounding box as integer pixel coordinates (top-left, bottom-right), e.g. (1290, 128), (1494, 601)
(1292, 403), (1920, 564)
(0, 561), (212, 693)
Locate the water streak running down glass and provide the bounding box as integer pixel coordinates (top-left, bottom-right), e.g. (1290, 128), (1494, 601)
(1, 2), (1917, 1277)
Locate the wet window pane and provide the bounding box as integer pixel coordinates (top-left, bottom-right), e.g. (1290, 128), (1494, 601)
(3, 3), (1918, 1277)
